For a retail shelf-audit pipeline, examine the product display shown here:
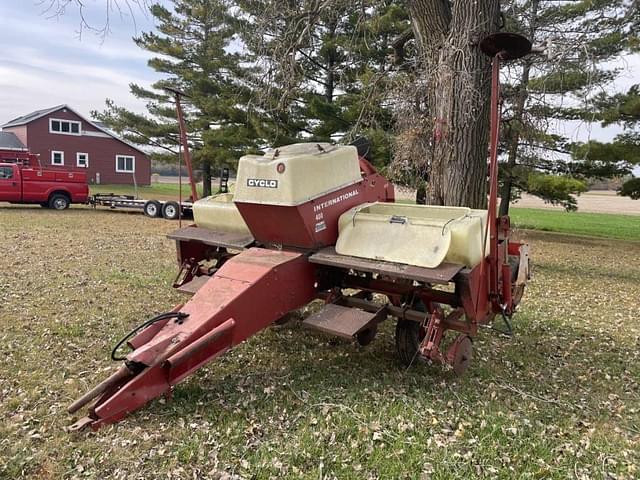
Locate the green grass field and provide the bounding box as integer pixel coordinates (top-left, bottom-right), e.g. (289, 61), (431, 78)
(90, 182), (206, 201)
(509, 208), (640, 241)
(0, 206), (639, 479)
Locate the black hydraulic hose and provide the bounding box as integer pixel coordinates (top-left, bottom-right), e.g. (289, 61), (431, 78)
(111, 311), (189, 361)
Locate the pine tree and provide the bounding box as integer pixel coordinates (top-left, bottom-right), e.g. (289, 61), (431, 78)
(93, 0), (261, 196)
(572, 84), (640, 199)
(235, 0), (409, 168)
(495, 0), (632, 213)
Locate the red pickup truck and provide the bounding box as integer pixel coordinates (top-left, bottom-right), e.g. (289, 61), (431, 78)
(0, 161), (89, 209)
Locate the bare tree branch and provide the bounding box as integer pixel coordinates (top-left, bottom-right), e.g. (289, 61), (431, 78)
(37, 0), (150, 39)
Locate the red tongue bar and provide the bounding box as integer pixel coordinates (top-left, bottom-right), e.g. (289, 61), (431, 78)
(68, 248), (317, 431)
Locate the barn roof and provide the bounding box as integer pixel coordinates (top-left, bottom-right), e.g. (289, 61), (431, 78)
(0, 131), (28, 151)
(2, 105), (64, 128)
(1, 104), (147, 155)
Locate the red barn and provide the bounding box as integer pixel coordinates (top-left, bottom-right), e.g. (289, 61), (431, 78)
(1, 105), (151, 185)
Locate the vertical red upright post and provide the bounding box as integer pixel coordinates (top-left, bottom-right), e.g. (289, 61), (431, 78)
(479, 33), (533, 310)
(168, 88), (198, 203)
(178, 140), (183, 228)
(487, 55), (501, 297)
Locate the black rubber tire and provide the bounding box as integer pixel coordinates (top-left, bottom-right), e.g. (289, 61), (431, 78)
(143, 200), (162, 218)
(508, 255), (520, 282)
(395, 320), (424, 367)
(48, 193), (70, 210)
(274, 312), (294, 326)
(395, 300), (427, 367)
(509, 254), (526, 307)
(162, 201), (180, 220)
(356, 325), (378, 346)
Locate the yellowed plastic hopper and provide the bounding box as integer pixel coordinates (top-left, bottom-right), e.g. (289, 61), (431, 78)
(192, 193), (252, 235)
(336, 203), (488, 268)
(233, 143), (362, 206)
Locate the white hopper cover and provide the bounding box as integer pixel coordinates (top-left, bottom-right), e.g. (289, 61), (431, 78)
(233, 143), (362, 206)
(336, 203), (489, 269)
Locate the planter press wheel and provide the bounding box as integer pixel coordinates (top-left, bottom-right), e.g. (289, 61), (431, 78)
(448, 335), (473, 376)
(395, 301), (474, 375)
(513, 284), (526, 307)
(395, 300), (427, 367)
(509, 254), (527, 307)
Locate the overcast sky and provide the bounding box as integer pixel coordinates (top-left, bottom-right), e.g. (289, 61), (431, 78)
(0, 1), (163, 124)
(0, 1), (637, 150)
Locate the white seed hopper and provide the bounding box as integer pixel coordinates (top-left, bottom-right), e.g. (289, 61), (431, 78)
(192, 193), (251, 235)
(336, 202), (489, 268)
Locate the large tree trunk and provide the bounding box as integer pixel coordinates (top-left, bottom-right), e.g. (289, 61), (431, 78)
(405, 0), (500, 209)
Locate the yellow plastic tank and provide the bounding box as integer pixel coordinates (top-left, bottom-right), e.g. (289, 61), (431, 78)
(233, 143), (362, 206)
(336, 203), (489, 269)
(192, 193), (252, 235)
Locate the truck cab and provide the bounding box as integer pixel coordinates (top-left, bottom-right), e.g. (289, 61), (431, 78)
(0, 164), (20, 202)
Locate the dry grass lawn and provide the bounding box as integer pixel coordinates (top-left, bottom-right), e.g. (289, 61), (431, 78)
(1, 206), (639, 479)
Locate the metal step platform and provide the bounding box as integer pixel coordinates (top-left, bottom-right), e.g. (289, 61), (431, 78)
(302, 304), (380, 339)
(167, 226), (254, 250)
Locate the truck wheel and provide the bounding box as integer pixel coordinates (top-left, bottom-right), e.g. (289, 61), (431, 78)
(162, 201), (180, 220)
(49, 194), (70, 210)
(143, 200), (162, 218)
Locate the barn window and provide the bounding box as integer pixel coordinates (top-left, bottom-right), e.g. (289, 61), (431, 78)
(51, 151), (64, 165)
(50, 118), (81, 136)
(77, 152), (88, 168)
(116, 155), (135, 173)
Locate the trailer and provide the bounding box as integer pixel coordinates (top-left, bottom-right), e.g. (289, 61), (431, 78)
(68, 33), (533, 432)
(89, 193), (193, 220)
(87, 87), (205, 221)
(88, 167), (230, 220)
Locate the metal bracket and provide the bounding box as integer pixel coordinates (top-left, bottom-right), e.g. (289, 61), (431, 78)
(68, 416), (95, 433)
(419, 307), (446, 362)
(173, 258), (199, 288)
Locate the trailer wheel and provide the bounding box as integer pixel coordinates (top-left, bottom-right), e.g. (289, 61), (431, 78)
(48, 193), (70, 210)
(162, 201), (181, 220)
(143, 200), (162, 218)
(395, 300), (427, 367)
